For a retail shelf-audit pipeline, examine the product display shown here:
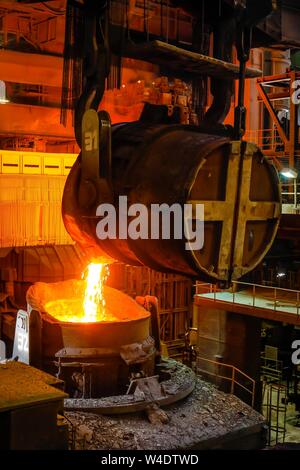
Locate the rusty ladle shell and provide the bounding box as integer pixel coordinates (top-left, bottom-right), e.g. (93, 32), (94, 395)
(62, 122), (281, 282)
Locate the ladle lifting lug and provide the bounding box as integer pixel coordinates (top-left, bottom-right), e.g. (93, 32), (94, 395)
(78, 109), (113, 210)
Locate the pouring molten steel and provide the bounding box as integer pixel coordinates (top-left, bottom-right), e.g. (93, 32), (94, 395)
(26, 261), (150, 325)
(41, 262), (113, 323)
(83, 262), (109, 322)
(24, 262), (116, 323)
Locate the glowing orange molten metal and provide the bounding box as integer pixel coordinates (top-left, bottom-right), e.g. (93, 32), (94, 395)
(83, 262), (109, 322)
(40, 262), (112, 323)
(28, 274), (150, 325)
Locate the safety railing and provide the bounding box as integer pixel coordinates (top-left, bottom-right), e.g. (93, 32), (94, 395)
(195, 281), (300, 319)
(195, 282), (220, 296)
(260, 353), (283, 383)
(244, 128), (300, 159)
(281, 181), (300, 208)
(196, 355), (255, 408)
(245, 128), (284, 152)
(248, 267), (298, 290)
(263, 382), (287, 446)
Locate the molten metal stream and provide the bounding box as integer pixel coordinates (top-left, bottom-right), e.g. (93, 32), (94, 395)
(83, 262), (108, 322)
(44, 262), (111, 323)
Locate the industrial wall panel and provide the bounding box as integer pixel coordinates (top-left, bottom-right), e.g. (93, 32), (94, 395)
(43, 155), (62, 175)
(0, 150), (77, 176)
(22, 153), (42, 175)
(1, 152), (20, 174)
(63, 156), (77, 175)
(0, 175), (73, 247)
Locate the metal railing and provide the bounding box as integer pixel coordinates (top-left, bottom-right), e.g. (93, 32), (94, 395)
(263, 382), (287, 446)
(281, 181), (300, 208)
(195, 282), (220, 296)
(248, 267), (298, 291)
(245, 128), (284, 152)
(195, 281), (300, 319)
(261, 353), (283, 383)
(196, 355), (256, 408)
(244, 128), (300, 159)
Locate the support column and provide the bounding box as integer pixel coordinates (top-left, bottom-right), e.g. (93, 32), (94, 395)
(196, 306), (262, 410)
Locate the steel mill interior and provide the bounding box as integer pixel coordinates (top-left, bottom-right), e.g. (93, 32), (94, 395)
(2, 0), (300, 453)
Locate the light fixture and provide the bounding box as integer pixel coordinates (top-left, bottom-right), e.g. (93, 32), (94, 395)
(280, 167), (298, 179)
(0, 80), (9, 104)
(276, 272), (286, 278)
